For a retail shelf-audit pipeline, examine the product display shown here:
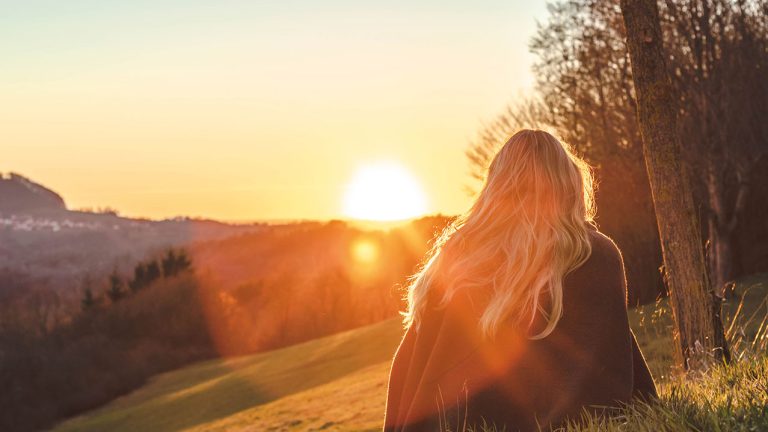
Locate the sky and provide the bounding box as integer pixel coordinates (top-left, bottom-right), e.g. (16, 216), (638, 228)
(1, 0), (549, 222)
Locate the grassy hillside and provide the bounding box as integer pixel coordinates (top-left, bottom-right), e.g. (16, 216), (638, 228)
(54, 319), (404, 432)
(55, 274), (768, 432)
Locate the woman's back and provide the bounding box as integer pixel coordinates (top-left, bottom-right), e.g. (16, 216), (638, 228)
(383, 228), (657, 432)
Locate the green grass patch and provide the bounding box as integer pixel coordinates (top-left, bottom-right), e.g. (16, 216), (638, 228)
(54, 319), (403, 432)
(553, 353), (768, 432)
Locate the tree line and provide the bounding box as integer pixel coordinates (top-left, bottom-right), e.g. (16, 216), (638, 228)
(81, 248), (192, 309)
(0, 248), (201, 432)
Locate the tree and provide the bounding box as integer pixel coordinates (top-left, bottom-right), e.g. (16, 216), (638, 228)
(128, 262), (148, 292)
(106, 269), (126, 303)
(25, 287), (62, 336)
(175, 249), (192, 274)
(162, 249), (178, 277)
(619, 0), (728, 368)
(81, 288), (96, 311)
(661, 0), (768, 296)
(161, 248), (192, 278)
(81, 274), (99, 311)
(146, 260), (161, 282)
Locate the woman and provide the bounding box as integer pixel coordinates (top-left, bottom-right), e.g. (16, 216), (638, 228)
(384, 130), (656, 432)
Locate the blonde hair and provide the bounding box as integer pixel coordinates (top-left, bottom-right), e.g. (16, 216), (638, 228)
(404, 129), (596, 339)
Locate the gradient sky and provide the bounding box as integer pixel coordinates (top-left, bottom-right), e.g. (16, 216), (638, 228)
(1, 0), (548, 221)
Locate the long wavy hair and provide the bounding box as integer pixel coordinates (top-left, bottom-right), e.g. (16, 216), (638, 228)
(404, 129), (596, 339)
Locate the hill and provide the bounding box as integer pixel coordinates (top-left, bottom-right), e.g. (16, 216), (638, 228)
(0, 173), (66, 213)
(0, 172), (264, 305)
(0, 212), (451, 431)
(54, 274), (768, 432)
(54, 319), (404, 432)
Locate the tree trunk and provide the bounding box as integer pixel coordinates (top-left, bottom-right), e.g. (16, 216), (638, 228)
(708, 218), (734, 296)
(706, 160), (731, 298)
(706, 158), (751, 299)
(618, 0), (729, 369)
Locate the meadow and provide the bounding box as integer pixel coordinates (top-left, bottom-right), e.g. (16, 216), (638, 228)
(54, 274), (768, 432)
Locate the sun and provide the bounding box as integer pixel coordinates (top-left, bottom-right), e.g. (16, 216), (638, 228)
(342, 161), (428, 221)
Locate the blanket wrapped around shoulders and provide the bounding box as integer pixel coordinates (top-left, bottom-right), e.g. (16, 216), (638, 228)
(383, 229), (657, 432)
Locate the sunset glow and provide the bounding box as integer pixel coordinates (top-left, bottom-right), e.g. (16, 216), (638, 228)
(0, 1), (547, 221)
(342, 162), (428, 221)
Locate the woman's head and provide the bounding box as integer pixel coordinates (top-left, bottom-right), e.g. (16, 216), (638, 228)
(404, 129), (596, 339)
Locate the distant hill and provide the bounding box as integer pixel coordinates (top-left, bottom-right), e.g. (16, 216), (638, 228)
(0, 172), (66, 213)
(0, 173), (264, 302)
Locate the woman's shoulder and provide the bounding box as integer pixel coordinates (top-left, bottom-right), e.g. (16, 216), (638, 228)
(585, 226), (624, 268)
(565, 226), (628, 301)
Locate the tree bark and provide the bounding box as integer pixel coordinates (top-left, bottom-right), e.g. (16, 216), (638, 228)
(618, 0), (729, 369)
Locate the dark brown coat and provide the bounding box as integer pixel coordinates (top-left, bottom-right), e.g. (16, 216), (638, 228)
(384, 229), (657, 432)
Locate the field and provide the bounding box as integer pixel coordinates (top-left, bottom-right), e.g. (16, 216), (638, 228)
(53, 319), (403, 432)
(55, 274), (768, 432)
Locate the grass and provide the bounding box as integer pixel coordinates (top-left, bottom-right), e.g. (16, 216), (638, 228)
(54, 274), (768, 432)
(54, 319), (403, 432)
(555, 355), (768, 432)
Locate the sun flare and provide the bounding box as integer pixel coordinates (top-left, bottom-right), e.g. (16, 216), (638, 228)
(342, 161), (428, 221)
(351, 239), (379, 263)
